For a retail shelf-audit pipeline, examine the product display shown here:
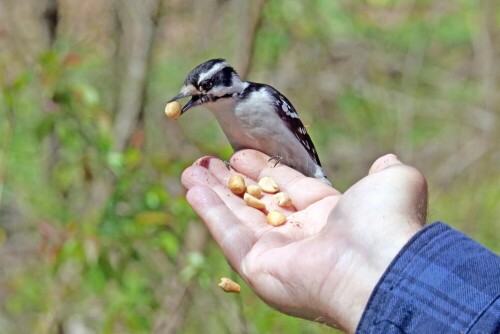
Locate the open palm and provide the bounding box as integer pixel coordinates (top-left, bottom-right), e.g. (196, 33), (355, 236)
(181, 150), (427, 333)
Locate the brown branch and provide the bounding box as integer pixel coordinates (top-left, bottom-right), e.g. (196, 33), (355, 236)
(112, 0), (162, 152)
(84, 0), (162, 215)
(43, 0), (59, 46)
(233, 0), (267, 79)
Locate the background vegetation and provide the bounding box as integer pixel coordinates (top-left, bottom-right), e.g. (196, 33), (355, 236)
(0, 0), (498, 333)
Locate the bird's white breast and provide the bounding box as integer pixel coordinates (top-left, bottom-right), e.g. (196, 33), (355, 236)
(207, 89), (323, 180)
(208, 89), (283, 151)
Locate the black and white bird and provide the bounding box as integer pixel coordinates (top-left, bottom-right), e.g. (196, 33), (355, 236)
(168, 59), (331, 185)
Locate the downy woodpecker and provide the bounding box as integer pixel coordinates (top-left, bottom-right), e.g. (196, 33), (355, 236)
(168, 59), (330, 185)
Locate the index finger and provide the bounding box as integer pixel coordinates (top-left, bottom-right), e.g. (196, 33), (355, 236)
(186, 185), (255, 272)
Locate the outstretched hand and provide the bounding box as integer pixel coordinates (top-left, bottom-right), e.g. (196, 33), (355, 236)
(181, 150), (427, 333)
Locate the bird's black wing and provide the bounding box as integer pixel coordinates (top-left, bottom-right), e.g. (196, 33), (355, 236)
(262, 84), (322, 166)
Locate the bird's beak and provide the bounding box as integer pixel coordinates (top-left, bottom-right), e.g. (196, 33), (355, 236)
(167, 92), (204, 115)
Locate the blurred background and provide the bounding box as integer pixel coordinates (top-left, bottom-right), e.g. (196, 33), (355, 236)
(0, 0), (498, 333)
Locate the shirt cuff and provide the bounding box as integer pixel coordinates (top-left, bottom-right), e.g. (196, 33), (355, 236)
(356, 222), (500, 333)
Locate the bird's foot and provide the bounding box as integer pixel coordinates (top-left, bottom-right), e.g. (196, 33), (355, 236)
(224, 160), (234, 171)
(268, 155), (283, 168)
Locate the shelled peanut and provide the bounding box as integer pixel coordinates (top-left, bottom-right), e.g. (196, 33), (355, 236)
(227, 174), (291, 227)
(258, 176), (279, 194)
(244, 193), (266, 209)
(218, 277), (241, 293)
(245, 184), (262, 198)
(228, 175), (246, 195)
(164, 101), (181, 119)
(274, 192), (292, 207)
(267, 210), (287, 227)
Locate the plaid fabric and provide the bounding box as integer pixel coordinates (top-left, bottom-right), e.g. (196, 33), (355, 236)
(356, 222), (500, 333)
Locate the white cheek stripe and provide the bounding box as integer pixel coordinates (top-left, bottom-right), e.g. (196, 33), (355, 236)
(198, 62), (229, 84)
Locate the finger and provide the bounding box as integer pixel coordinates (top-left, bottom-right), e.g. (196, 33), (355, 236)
(202, 155), (258, 187)
(230, 149), (292, 182)
(184, 155), (314, 236)
(229, 149), (264, 181)
(181, 161), (223, 190)
(182, 164), (269, 226)
(193, 155), (220, 169)
(230, 150), (340, 210)
(194, 155), (297, 217)
(367, 155), (428, 225)
(186, 186), (254, 272)
(191, 155), (262, 193)
(183, 157), (248, 201)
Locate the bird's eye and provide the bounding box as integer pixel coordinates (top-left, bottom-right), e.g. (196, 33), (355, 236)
(200, 80), (212, 92)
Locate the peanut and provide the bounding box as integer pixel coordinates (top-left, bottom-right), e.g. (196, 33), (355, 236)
(258, 176), (279, 194)
(218, 277), (241, 293)
(245, 184), (262, 198)
(266, 210), (286, 227)
(164, 101), (182, 119)
(244, 193), (266, 210)
(228, 175), (246, 195)
(274, 192), (293, 207)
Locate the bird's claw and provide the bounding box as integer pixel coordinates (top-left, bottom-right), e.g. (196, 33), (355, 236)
(268, 156), (283, 168)
(224, 160), (234, 171)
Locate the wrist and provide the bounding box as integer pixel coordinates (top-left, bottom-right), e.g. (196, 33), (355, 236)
(319, 218), (423, 332)
(320, 245), (383, 332)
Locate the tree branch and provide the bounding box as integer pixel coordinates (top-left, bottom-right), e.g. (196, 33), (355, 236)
(112, 0), (162, 152)
(233, 0), (267, 79)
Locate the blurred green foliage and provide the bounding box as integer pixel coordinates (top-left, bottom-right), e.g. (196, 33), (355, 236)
(0, 0), (499, 333)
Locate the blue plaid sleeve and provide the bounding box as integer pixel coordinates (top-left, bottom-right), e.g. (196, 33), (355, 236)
(356, 222), (500, 333)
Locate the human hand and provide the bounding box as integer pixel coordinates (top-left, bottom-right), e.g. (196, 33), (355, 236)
(181, 150), (427, 333)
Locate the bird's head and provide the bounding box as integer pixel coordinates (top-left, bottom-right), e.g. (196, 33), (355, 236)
(167, 59), (246, 115)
